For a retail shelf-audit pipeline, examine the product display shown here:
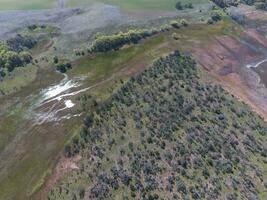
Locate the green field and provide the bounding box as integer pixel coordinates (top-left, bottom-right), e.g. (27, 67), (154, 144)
(68, 0), (178, 11)
(0, 0), (209, 11)
(71, 0), (210, 11)
(0, 0), (55, 10)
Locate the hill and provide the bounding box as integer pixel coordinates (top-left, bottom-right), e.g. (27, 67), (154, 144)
(48, 52), (267, 199)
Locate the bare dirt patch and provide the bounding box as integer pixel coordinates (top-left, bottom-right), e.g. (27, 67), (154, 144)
(34, 155), (81, 200)
(192, 31), (267, 121)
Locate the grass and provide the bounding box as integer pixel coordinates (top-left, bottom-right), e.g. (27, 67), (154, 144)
(0, 18), (235, 200)
(0, 64), (38, 96)
(0, 117), (83, 200)
(0, 0), (55, 10)
(0, 0), (210, 11)
(69, 35), (165, 79)
(68, 0), (210, 11)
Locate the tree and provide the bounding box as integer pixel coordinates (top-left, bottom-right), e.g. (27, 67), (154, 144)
(0, 70), (6, 78)
(53, 56), (59, 64)
(181, 19), (189, 27)
(175, 1), (183, 10)
(56, 62), (72, 73)
(185, 2), (194, 9)
(170, 20), (180, 29)
(20, 51), (32, 64)
(78, 187), (85, 199)
(211, 12), (222, 22)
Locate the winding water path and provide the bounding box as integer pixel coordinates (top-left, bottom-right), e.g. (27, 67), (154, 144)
(246, 58), (267, 68)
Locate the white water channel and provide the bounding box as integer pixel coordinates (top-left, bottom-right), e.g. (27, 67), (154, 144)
(246, 58), (267, 69)
(33, 74), (91, 125)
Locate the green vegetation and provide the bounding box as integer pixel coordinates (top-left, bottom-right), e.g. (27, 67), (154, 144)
(211, 0), (239, 8)
(207, 10), (223, 24)
(70, 34), (166, 79)
(0, 16), (240, 199)
(88, 29), (158, 53)
(170, 20), (180, 28)
(212, 0), (267, 10)
(0, 0), (55, 10)
(255, 1), (267, 10)
(56, 62), (72, 73)
(49, 52), (267, 199)
(0, 31), (170, 200)
(68, 0), (209, 12)
(175, 1), (194, 10)
(0, 34), (35, 76)
(0, 0), (210, 11)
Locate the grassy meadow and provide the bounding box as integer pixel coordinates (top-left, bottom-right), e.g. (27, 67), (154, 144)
(73, 0), (210, 11)
(0, 0), (55, 10)
(0, 0), (210, 11)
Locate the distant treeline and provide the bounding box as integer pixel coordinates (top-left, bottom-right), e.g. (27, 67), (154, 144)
(212, 0), (267, 10)
(88, 29), (159, 53)
(0, 34), (36, 77)
(175, 1), (194, 10)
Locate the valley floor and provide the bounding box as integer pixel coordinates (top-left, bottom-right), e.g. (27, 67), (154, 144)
(0, 2), (267, 200)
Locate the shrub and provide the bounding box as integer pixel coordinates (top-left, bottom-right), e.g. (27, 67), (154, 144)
(170, 20), (180, 29)
(181, 19), (189, 27)
(211, 12), (222, 22)
(89, 29), (156, 53)
(175, 1), (183, 10)
(184, 2), (194, 9)
(53, 56), (58, 64)
(56, 62), (72, 73)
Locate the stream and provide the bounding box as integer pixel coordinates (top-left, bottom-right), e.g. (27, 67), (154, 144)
(26, 74), (91, 125)
(246, 58), (267, 69)
(246, 57), (267, 87)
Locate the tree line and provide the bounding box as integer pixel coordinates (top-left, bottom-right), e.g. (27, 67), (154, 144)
(88, 29), (159, 53)
(0, 34), (36, 77)
(212, 0), (267, 10)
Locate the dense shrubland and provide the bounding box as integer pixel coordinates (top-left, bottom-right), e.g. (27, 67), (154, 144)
(0, 34), (35, 76)
(49, 52), (267, 200)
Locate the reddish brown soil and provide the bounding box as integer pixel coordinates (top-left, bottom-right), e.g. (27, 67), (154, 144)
(34, 155), (81, 200)
(191, 28), (267, 120)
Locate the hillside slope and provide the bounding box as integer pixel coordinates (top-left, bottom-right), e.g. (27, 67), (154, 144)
(48, 52), (267, 200)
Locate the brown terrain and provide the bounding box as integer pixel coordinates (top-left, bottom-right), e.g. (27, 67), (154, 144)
(182, 6), (267, 121)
